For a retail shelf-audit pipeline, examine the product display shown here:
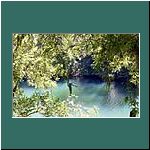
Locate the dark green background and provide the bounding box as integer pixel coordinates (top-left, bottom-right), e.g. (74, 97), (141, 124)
(1, 1), (149, 149)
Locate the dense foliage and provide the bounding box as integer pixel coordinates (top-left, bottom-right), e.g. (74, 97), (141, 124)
(13, 90), (99, 117)
(13, 33), (139, 117)
(92, 34), (139, 86)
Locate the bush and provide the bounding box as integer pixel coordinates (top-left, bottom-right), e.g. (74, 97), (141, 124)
(124, 96), (139, 117)
(13, 90), (68, 117)
(13, 90), (100, 117)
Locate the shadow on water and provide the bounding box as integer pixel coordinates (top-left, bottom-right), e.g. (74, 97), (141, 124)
(19, 77), (139, 117)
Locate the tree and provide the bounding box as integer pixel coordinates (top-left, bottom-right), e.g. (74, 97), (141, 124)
(92, 34), (139, 87)
(13, 33), (139, 117)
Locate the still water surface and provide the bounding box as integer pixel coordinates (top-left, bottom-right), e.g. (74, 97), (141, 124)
(20, 77), (138, 117)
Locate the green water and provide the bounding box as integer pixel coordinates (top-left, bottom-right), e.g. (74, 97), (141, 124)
(20, 78), (139, 117)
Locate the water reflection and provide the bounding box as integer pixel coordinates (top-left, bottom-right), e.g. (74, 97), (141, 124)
(20, 78), (139, 117)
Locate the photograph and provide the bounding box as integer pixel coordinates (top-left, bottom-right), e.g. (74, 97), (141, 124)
(1, 1), (149, 149)
(12, 33), (139, 118)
